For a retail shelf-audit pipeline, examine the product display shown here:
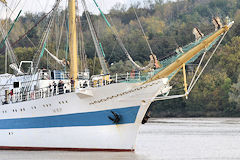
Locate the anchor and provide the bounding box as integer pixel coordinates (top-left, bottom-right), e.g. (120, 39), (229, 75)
(108, 111), (121, 124)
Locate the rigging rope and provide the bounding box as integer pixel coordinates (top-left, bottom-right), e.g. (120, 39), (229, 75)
(153, 31), (228, 101)
(0, 24), (19, 66)
(187, 30), (228, 94)
(24, 0), (61, 92)
(64, 16), (69, 72)
(0, 74), (14, 93)
(82, 0), (109, 74)
(0, 0), (23, 74)
(187, 51), (207, 91)
(131, 5), (154, 56)
(92, 0), (155, 71)
(1, 0), (22, 28)
(56, 0), (67, 58)
(0, 0), (61, 55)
(33, 1), (60, 73)
(0, 10), (22, 49)
(77, 0), (88, 72)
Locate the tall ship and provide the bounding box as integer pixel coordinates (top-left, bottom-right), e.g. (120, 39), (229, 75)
(0, 0), (234, 151)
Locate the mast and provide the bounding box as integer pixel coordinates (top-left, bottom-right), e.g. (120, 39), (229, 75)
(69, 0), (78, 85)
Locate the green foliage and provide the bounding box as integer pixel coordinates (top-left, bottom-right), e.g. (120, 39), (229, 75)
(218, 36), (240, 82)
(14, 47), (35, 61)
(109, 60), (138, 74)
(229, 75), (240, 108)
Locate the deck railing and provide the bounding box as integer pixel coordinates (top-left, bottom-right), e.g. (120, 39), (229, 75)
(0, 71), (155, 105)
(1, 85), (74, 105)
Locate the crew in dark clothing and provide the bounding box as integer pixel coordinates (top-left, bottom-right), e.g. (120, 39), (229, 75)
(48, 84), (52, 95)
(58, 80), (64, 94)
(53, 81), (57, 95)
(83, 81), (88, 88)
(70, 78), (75, 92)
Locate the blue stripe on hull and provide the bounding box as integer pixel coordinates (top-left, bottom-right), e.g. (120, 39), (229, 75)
(0, 106), (140, 129)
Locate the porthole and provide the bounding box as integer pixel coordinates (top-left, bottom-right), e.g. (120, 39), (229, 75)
(59, 102), (61, 104)
(62, 101), (64, 104)
(43, 105), (45, 107)
(65, 101), (68, 103)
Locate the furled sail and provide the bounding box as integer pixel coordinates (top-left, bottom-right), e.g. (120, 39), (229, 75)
(44, 48), (67, 67)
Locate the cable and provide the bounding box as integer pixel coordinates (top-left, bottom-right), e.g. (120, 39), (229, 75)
(82, 0), (109, 74)
(188, 50), (207, 91)
(77, 0), (88, 72)
(131, 2), (154, 56)
(24, 0), (61, 92)
(56, 0), (67, 58)
(187, 30), (228, 94)
(1, 0), (22, 29)
(93, 0), (155, 71)
(0, 0), (61, 55)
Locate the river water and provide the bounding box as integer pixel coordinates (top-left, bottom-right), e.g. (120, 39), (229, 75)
(1, 118), (240, 160)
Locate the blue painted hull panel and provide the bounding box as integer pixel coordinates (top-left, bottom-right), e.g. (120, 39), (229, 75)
(0, 106), (140, 129)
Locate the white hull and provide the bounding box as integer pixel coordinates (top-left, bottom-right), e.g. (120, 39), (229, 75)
(0, 79), (170, 151)
(1, 124), (139, 151)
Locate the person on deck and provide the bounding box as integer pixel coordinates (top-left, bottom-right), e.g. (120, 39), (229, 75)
(9, 89), (13, 102)
(70, 78), (75, 92)
(53, 81), (57, 95)
(48, 83), (52, 96)
(58, 80), (64, 94)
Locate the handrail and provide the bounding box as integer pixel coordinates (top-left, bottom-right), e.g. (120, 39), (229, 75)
(0, 71), (146, 105)
(1, 85), (72, 105)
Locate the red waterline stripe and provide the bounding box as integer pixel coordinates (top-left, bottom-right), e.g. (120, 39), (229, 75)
(0, 146), (134, 152)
